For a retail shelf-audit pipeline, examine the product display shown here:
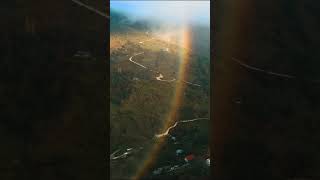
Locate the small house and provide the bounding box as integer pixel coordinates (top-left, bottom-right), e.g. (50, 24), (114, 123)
(206, 158), (210, 166)
(152, 168), (163, 175)
(176, 149), (183, 156)
(184, 154), (195, 162)
(171, 136), (176, 141)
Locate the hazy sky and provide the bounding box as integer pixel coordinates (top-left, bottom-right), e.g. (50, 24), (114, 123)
(110, 1), (210, 26)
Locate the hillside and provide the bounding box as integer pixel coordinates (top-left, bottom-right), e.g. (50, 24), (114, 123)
(110, 9), (210, 179)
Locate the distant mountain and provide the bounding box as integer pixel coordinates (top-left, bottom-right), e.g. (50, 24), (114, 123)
(110, 9), (210, 59)
(110, 9), (131, 33)
(111, 9), (152, 33)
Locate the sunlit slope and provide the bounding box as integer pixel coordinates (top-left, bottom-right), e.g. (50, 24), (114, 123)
(110, 8), (209, 179)
(110, 33), (209, 178)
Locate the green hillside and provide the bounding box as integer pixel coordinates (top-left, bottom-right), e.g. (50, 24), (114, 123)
(110, 9), (210, 179)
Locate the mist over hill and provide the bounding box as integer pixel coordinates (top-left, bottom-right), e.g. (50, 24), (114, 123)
(110, 8), (210, 58)
(110, 5), (210, 179)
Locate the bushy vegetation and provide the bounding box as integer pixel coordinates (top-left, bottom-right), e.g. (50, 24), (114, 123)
(110, 9), (210, 179)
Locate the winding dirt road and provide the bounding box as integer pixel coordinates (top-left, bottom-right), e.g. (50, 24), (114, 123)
(128, 44), (201, 86)
(129, 52), (147, 69)
(156, 74), (176, 82)
(128, 52), (177, 82)
(139, 37), (155, 44)
(155, 118), (209, 138)
(111, 35), (207, 160)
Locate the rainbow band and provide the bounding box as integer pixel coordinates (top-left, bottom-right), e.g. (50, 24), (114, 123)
(132, 27), (191, 180)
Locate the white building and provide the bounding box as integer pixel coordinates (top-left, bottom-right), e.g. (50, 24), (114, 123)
(206, 158), (210, 166)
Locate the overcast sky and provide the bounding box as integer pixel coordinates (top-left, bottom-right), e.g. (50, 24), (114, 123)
(110, 1), (210, 26)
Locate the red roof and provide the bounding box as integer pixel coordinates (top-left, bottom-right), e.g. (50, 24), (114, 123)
(185, 154), (195, 161)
